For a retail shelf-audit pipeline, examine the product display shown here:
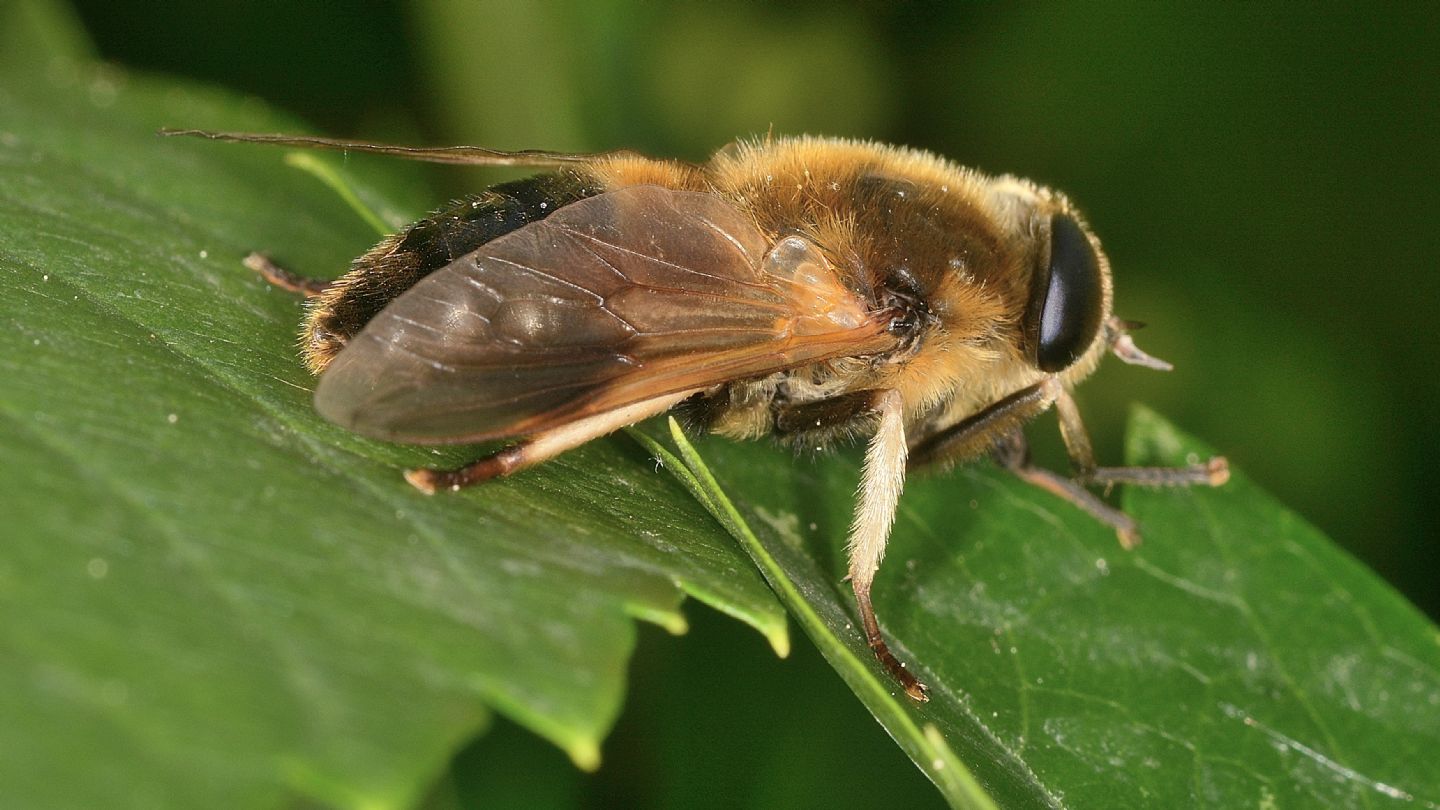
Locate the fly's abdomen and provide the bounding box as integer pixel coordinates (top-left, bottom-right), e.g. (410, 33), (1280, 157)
(301, 171), (602, 372)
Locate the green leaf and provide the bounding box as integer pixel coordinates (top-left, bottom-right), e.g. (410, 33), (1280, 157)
(0, 0), (94, 77)
(657, 410), (1440, 808)
(0, 38), (786, 810)
(439, 609), (947, 809)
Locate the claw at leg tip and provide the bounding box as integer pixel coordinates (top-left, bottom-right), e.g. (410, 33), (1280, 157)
(1207, 456), (1231, 487)
(403, 469), (439, 494)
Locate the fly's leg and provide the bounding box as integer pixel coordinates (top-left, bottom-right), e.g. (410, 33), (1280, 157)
(769, 387), (930, 700)
(772, 389), (885, 434)
(243, 252), (332, 297)
(1053, 387), (1227, 489)
(846, 390), (928, 701)
(992, 430), (1144, 549)
(908, 379), (1063, 470)
(1048, 387), (1228, 547)
(906, 378), (1226, 549)
(405, 442), (531, 493)
(237, 135), (400, 297)
(405, 389), (700, 493)
(905, 378), (1143, 539)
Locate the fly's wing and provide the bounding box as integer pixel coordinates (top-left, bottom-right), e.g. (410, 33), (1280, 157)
(160, 129), (644, 167)
(313, 185), (896, 443)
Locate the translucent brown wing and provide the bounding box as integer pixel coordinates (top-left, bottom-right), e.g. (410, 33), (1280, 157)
(313, 185), (897, 443)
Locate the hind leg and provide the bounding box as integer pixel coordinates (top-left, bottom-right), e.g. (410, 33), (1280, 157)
(404, 389), (701, 493)
(243, 252), (332, 296)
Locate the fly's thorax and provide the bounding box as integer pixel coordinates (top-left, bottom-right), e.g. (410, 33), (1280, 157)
(702, 136), (1117, 435)
(714, 139), (1117, 441)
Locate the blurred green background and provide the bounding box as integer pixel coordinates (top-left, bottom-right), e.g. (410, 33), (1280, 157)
(56, 1), (1438, 805)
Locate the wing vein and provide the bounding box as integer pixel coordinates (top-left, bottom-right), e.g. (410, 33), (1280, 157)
(694, 213), (755, 264)
(481, 254), (606, 303)
(558, 225), (776, 293)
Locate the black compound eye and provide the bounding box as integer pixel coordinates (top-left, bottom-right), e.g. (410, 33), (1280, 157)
(1029, 213), (1105, 372)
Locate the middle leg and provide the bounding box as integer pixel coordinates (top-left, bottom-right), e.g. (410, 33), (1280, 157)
(846, 389), (929, 702)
